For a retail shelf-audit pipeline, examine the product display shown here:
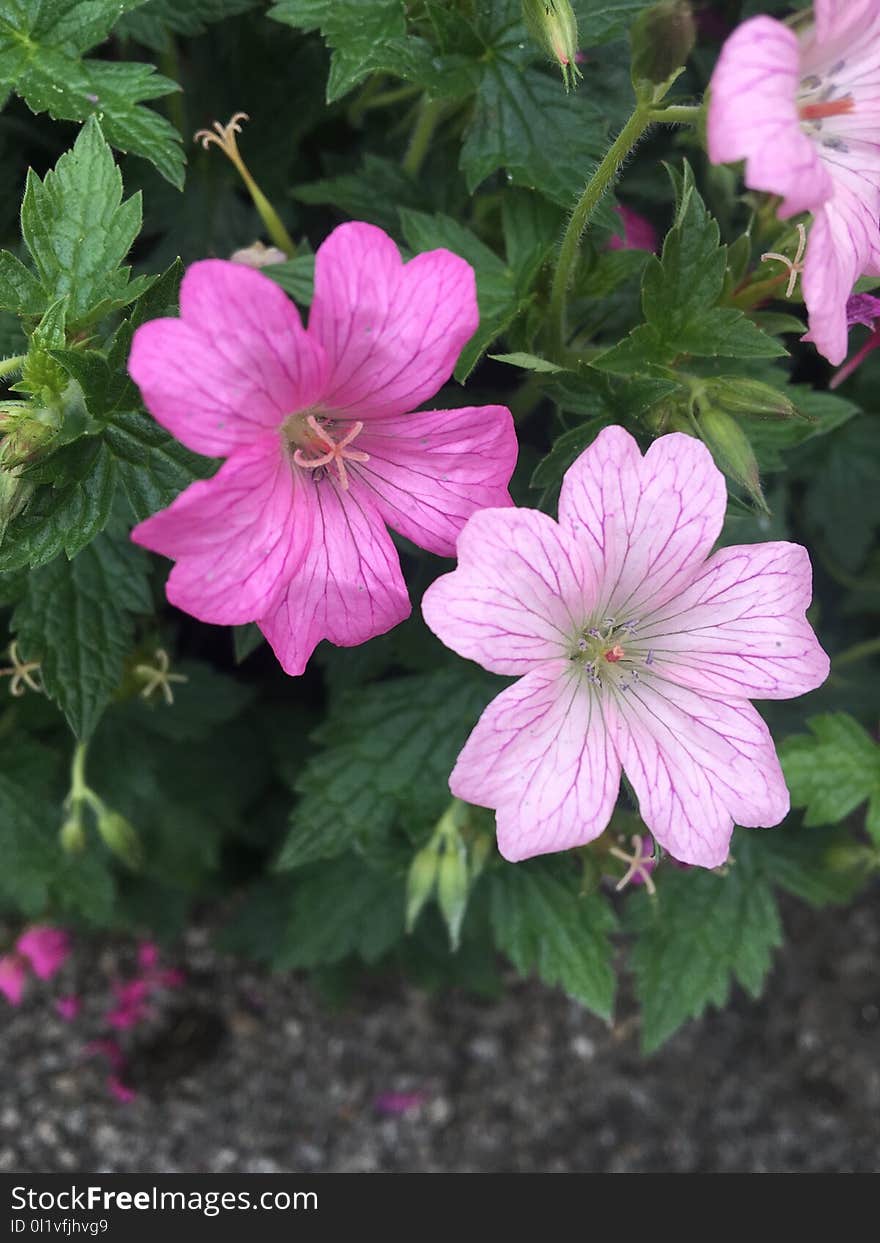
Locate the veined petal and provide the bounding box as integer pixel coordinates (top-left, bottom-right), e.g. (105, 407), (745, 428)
(422, 508), (596, 676)
(352, 404), (517, 557)
(558, 427), (727, 622)
(637, 542), (830, 700)
(132, 436), (310, 625)
(449, 660), (621, 862)
(257, 483), (410, 676)
(707, 16), (832, 217)
(811, 0), (879, 45)
(129, 260), (328, 457)
(308, 222), (478, 420)
(613, 680), (789, 868)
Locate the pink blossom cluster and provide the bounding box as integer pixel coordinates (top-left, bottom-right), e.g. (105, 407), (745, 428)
(0, 925), (70, 1006)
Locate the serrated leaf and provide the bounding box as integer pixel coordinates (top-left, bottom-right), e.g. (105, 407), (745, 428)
(0, 250), (46, 315)
(626, 838), (782, 1051)
(118, 0), (260, 52)
(261, 254), (315, 307)
(780, 714), (880, 842)
(269, 0), (407, 101)
(803, 416), (880, 573)
(102, 410), (216, 521)
(490, 351), (564, 373)
(274, 855), (405, 968)
(489, 859), (617, 1019)
(20, 116), (146, 328)
(0, 3), (184, 185)
(12, 529), (152, 739)
(278, 668), (494, 870)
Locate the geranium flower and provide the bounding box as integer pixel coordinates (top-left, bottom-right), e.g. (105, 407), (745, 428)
(707, 1), (880, 364)
(16, 925), (70, 979)
(607, 205), (658, 253)
(830, 293), (880, 388)
(129, 222), (517, 675)
(422, 427), (829, 868)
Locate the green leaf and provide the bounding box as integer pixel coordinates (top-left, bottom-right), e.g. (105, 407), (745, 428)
(269, 0), (408, 102)
(0, 2), (184, 186)
(780, 714), (880, 842)
(489, 858), (617, 1019)
(12, 529), (152, 739)
(102, 410), (215, 522)
(626, 839), (782, 1051)
(274, 855), (405, 968)
(490, 351), (564, 373)
(0, 250), (45, 315)
(118, 0), (260, 52)
(19, 116), (148, 328)
(261, 254), (315, 307)
(399, 208), (523, 380)
(803, 416), (880, 573)
(278, 668), (494, 870)
(573, 0), (654, 44)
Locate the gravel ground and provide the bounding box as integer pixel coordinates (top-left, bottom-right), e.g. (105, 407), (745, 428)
(2, 888), (878, 1174)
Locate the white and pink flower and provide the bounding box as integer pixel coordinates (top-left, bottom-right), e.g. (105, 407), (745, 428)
(128, 222), (517, 676)
(423, 427), (829, 869)
(708, 0), (880, 364)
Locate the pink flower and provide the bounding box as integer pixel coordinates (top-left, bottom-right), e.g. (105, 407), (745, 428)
(707, 2), (880, 364)
(15, 925), (70, 980)
(137, 941), (159, 970)
(129, 222), (517, 675)
(106, 979), (151, 1029)
(607, 205), (658, 253)
(422, 427), (830, 869)
(55, 995), (81, 1021)
(830, 293), (880, 388)
(107, 1075), (137, 1104)
(0, 955), (27, 1006)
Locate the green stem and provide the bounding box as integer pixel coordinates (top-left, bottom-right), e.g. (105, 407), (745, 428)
(354, 83), (421, 119)
(549, 105), (654, 353)
(833, 636), (880, 669)
(509, 373), (548, 425)
(648, 103), (703, 125)
(159, 39), (186, 137)
(402, 97), (446, 177)
(237, 167), (297, 257)
(70, 740), (89, 802)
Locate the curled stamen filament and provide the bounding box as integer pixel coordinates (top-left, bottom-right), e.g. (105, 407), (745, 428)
(761, 222), (807, 298)
(293, 416), (369, 491)
(609, 835), (657, 895)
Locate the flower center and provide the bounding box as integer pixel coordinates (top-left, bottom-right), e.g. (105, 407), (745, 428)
(284, 412), (370, 490)
(798, 97), (855, 122)
(569, 617), (653, 692)
(797, 60), (855, 149)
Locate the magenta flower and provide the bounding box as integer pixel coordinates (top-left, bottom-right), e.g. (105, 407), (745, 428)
(16, 925), (70, 980)
(707, 1), (880, 364)
(129, 222), (517, 675)
(607, 205), (658, 253)
(830, 293), (880, 388)
(55, 995), (81, 1022)
(422, 427), (830, 868)
(0, 955), (27, 1006)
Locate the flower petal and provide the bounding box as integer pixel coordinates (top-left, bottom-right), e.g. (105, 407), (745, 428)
(707, 16), (832, 217)
(15, 926), (70, 980)
(812, 0), (878, 43)
(352, 404), (518, 556)
(449, 660), (621, 862)
(613, 680), (789, 867)
(129, 260), (328, 457)
(422, 508), (596, 676)
(636, 541), (830, 700)
(132, 436), (311, 625)
(558, 426), (728, 622)
(0, 956), (27, 1006)
(258, 483), (410, 676)
(309, 222), (478, 419)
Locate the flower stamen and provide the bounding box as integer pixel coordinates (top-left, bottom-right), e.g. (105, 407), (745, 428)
(761, 222), (807, 298)
(798, 96), (855, 122)
(0, 641), (43, 697)
(292, 415), (370, 491)
(134, 649), (188, 706)
(609, 835), (657, 895)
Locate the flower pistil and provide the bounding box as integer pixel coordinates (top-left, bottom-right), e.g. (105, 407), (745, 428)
(287, 413), (370, 490)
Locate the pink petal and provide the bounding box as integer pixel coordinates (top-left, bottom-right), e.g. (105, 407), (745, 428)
(132, 436), (312, 625)
(129, 260), (328, 457)
(558, 427), (728, 622)
(612, 680), (789, 867)
(55, 995), (80, 1021)
(258, 484), (410, 676)
(309, 222), (478, 420)
(812, 0), (877, 42)
(352, 404), (518, 556)
(137, 942), (159, 970)
(0, 955), (27, 1005)
(422, 508), (596, 676)
(450, 660), (622, 861)
(707, 17), (832, 217)
(637, 541), (830, 700)
(15, 926), (70, 979)
(802, 184), (880, 365)
(607, 205), (658, 253)
(107, 1076), (137, 1104)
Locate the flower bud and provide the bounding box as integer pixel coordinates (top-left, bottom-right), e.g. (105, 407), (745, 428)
(60, 810), (86, 854)
(630, 1), (696, 93)
(522, 0), (582, 91)
(705, 377), (806, 422)
(97, 811), (143, 870)
(405, 843), (439, 933)
(697, 406), (766, 512)
(437, 838), (470, 951)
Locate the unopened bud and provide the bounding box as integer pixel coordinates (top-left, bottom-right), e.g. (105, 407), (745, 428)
(405, 844), (439, 933)
(97, 811), (142, 870)
(698, 407), (767, 512)
(630, 1), (696, 93)
(824, 843), (875, 873)
(60, 810), (86, 854)
(522, 0), (582, 91)
(706, 378), (808, 422)
(437, 838), (470, 951)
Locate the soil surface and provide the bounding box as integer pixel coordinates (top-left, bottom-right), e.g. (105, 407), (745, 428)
(2, 889), (879, 1174)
